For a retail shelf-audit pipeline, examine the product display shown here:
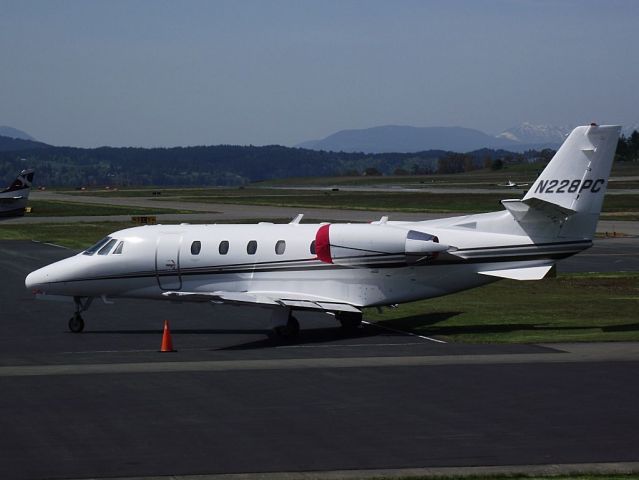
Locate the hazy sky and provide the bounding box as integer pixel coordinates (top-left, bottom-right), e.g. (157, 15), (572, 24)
(1, 0), (637, 147)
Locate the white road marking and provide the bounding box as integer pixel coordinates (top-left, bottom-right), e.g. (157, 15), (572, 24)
(362, 320), (446, 344)
(31, 240), (71, 249)
(277, 342), (427, 349)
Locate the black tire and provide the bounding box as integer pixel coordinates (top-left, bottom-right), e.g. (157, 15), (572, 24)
(337, 311), (362, 331)
(274, 315), (300, 339)
(68, 314), (84, 333)
(287, 315), (300, 337)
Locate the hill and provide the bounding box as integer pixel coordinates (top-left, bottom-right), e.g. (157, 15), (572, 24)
(0, 126), (36, 141)
(0, 135), (51, 151)
(297, 124), (563, 153)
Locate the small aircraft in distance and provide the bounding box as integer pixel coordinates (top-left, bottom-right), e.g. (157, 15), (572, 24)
(0, 169), (35, 218)
(497, 179), (529, 188)
(26, 125), (620, 337)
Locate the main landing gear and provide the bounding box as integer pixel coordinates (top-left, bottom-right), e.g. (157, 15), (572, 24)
(336, 311), (363, 332)
(274, 313), (300, 339)
(69, 297), (93, 333)
(269, 308), (363, 340)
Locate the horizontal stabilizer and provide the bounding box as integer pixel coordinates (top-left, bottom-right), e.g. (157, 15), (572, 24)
(162, 290), (360, 313)
(502, 197), (576, 224)
(478, 264), (554, 280)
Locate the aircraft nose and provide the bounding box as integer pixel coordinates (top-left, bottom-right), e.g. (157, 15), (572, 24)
(25, 267), (49, 290)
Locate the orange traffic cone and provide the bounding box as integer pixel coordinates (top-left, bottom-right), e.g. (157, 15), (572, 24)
(160, 320), (176, 352)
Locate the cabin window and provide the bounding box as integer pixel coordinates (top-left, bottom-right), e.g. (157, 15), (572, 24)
(247, 240), (257, 255)
(190, 241), (201, 255)
(219, 240), (229, 255)
(113, 241), (124, 255)
(310, 240), (316, 255)
(275, 240), (286, 255)
(83, 237), (111, 256)
(97, 238), (118, 256)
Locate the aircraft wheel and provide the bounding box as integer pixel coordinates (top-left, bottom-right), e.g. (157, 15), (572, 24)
(68, 314), (85, 333)
(337, 311), (362, 331)
(274, 315), (300, 339)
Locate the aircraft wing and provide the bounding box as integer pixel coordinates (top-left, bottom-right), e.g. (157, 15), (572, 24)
(162, 290), (361, 313)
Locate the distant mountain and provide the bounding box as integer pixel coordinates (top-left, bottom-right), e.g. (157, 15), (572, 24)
(296, 124), (570, 153)
(296, 125), (519, 153)
(496, 122), (569, 145)
(0, 126), (36, 141)
(0, 135), (51, 151)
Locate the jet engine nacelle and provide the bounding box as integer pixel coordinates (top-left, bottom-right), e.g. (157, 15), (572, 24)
(315, 224), (449, 266)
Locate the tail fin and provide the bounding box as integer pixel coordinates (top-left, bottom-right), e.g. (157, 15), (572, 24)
(517, 124), (620, 239)
(0, 169), (34, 218)
(2, 169), (35, 193)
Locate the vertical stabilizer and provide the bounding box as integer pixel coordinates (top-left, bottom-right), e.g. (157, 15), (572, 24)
(0, 169), (35, 218)
(522, 124), (620, 239)
(2, 169), (35, 193)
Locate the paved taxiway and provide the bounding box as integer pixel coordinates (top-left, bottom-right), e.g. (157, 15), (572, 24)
(1, 240), (639, 479)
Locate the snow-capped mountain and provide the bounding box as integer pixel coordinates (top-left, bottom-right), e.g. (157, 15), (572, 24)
(496, 123), (570, 145)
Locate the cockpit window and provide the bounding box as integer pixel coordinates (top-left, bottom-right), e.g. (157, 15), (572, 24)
(98, 238), (118, 255)
(112, 241), (124, 255)
(83, 237), (112, 256)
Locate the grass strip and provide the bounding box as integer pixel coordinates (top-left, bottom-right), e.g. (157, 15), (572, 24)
(167, 191), (639, 215)
(0, 221), (138, 250)
(366, 272), (639, 343)
(0, 218), (331, 250)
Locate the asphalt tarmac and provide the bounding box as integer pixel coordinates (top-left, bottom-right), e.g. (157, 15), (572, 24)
(1, 240), (639, 480)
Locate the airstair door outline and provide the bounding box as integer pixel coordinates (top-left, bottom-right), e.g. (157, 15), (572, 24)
(156, 234), (182, 290)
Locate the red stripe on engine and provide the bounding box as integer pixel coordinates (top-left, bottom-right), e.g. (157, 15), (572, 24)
(315, 224), (332, 263)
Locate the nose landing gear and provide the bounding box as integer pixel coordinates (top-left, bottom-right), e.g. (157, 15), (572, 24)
(69, 297), (93, 333)
(69, 313), (85, 333)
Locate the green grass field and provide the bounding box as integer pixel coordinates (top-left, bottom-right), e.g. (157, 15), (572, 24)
(366, 272), (639, 343)
(0, 219), (328, 250)
(0, 221), (138, 249)
(150, 190), (639, 219)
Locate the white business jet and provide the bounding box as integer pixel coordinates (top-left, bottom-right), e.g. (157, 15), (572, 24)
(26, 125), (620, 336)
(0, 169), (35, 218)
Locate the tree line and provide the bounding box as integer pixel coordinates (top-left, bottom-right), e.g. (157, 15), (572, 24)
(0, 130), (637, 187)
(616, 131), (639, 162)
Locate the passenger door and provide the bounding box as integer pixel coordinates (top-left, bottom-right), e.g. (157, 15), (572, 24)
(156, 234), (182, 290)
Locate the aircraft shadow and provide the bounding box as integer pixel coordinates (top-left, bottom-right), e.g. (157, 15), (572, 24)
(375, 311), (462, 332)
(602, 323), (639, 332)
(220, 324), (396, 350)
(82, 328), (270, 335)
